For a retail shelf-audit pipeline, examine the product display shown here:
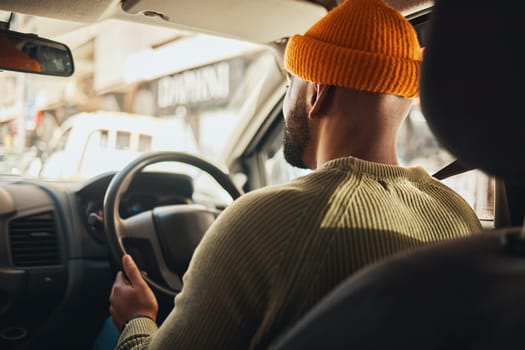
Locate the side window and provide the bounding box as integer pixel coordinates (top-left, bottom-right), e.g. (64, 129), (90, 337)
(99, 130), (109, 148)
(138, 134), (152, 152)
(116, 131), (131, 150)
(79, 130), (108, 178)
(85, 130), (108, 151)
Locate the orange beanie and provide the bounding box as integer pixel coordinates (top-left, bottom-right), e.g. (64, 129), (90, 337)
(284, 0), (421, 98)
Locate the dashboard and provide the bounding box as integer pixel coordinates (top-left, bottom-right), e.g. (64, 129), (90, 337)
(78, 172), (194, 243)
(0, 170), (198, 350)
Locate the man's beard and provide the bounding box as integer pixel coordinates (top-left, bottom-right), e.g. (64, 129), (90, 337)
(283, 105), (310, 169)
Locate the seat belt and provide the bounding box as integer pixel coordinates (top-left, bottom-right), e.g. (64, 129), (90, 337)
(432, 159), (475, 180)
(432, 159), (511, 229)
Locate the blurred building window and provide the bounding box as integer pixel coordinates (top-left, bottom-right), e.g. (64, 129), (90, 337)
(100, 130), (109, 148)
(116, 131), (130, 150)
(138, 134), (152, 152)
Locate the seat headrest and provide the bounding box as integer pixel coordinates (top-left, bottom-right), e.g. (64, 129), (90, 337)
(420, 0), (524, 186)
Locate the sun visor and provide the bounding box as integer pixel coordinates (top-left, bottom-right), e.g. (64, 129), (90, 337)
(120, 0), (327, 43)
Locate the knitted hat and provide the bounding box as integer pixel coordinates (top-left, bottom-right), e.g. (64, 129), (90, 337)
(284, 0), (422, 98)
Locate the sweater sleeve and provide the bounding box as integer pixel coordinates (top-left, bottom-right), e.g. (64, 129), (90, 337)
(115, 187), (296, 350)
(117, 317), (157, 349)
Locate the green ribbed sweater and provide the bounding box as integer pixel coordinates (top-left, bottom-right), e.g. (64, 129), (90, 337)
(116, 156), (482, 350)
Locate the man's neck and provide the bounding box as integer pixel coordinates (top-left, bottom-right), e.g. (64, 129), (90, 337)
(314, 131), (399, 169)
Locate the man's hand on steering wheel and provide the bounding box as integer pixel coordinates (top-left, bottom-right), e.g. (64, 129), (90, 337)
(109, 254), (159, 331)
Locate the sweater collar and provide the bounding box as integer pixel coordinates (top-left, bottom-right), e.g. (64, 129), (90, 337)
(320, 156), (430, 181)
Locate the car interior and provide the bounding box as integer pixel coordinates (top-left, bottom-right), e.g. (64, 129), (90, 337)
(0, 0), (522, 349)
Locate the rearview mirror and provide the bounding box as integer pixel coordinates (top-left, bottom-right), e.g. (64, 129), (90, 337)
(0, 29), (74, 77)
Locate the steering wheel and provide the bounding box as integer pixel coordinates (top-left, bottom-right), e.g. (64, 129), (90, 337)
(103, 151), (243, 296)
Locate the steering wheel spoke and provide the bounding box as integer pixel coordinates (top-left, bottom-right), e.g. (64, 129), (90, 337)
(118, 211), (156, 240)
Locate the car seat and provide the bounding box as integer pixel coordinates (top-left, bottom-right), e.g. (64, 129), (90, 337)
(271, 0), (525, 348)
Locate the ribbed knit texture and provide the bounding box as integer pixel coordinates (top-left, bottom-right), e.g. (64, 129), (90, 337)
(284, 0), (422, 98)
(116, 156), (481, 350)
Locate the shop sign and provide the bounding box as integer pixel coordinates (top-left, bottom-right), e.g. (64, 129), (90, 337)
(155, 58), (244, 115)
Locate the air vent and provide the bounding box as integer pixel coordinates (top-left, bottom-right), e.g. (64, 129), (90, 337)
(8, 212), (60, 267)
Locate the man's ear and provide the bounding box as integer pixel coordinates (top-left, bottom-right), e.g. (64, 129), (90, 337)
(308, 84), (332, 119)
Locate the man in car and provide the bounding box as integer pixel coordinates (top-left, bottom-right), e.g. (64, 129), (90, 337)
(108, 0), (482, 349)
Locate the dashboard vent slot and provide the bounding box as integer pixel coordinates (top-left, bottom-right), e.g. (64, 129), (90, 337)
(8, 212), (60, 267)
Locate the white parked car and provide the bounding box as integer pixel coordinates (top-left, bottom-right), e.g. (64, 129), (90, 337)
(35, 111), (198, 180)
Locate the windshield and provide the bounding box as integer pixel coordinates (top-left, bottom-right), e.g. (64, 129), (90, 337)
(0, 13), (494, 221)
(0, 16), (275, 183)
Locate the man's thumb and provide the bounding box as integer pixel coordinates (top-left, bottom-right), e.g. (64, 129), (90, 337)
(122, 254), (143, 286)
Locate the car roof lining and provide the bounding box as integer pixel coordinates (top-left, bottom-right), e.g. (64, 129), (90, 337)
(0, 0), (434, 43)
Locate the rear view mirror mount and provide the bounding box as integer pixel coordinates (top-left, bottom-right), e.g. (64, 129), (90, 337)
(0, 18), (74, 77)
